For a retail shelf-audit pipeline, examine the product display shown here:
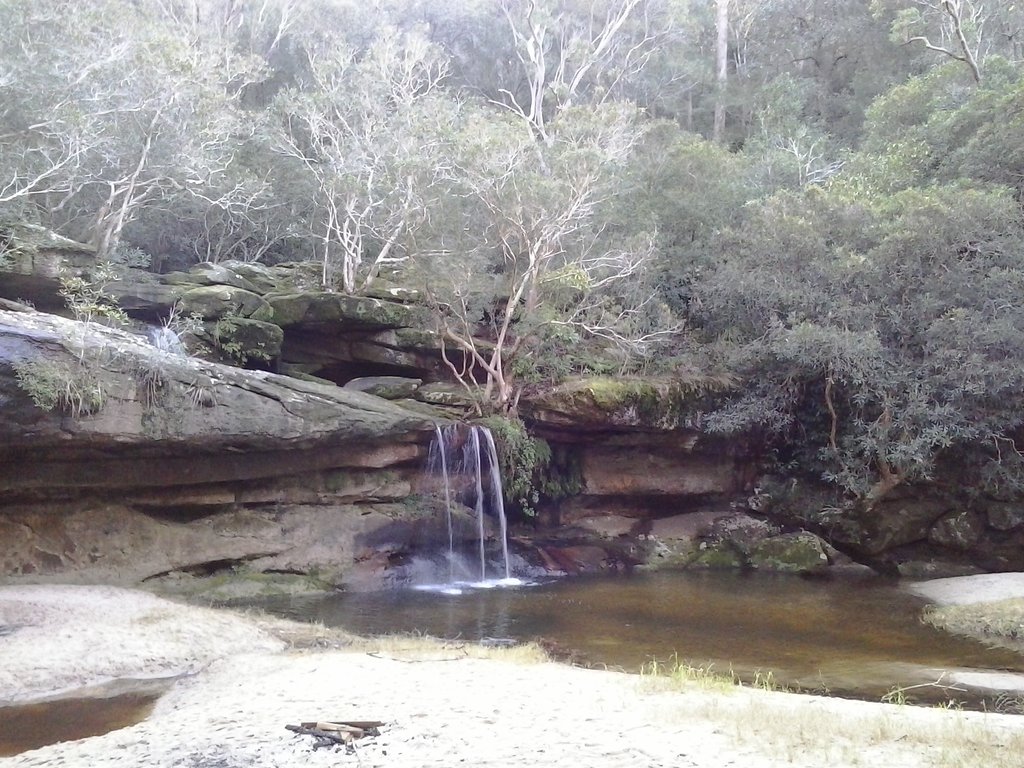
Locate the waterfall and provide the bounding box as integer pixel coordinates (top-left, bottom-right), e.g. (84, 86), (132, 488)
(424, 423), (514, 587)
(148, 325), (186, 355)
(428, 425), (455, 582)
(480, 428), (511, 580)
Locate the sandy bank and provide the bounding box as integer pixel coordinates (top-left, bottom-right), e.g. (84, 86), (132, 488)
(2, 585), (1024, 768)
(908, 573), (1024, 606)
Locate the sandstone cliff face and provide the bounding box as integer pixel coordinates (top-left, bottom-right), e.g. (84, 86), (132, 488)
(0, 308), (450, 590)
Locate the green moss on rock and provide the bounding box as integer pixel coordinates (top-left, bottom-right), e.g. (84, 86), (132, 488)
(689, 543), (744, 569)
(527, 374), (734, 430)
(267, 292), (430, 329)
(749, 532), (830, 574)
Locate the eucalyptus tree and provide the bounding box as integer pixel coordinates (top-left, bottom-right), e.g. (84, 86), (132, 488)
(272, 25), (453, 292)
(878, 0), (1024, 81)
(0, 0), (263, 261)
(415, 99), (672, 409)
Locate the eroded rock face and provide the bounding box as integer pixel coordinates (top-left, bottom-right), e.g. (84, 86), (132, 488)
(0, 309), (451, 589)
(580, 448), (739, 497)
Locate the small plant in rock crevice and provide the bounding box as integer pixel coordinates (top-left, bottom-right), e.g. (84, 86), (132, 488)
(13, 263), (129, 417)
(13, 358), (106, 417)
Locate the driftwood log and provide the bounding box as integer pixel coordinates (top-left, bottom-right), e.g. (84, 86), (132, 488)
(286, 720), (385, 750)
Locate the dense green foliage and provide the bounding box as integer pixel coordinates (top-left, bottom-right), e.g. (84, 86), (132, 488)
(6, 0), (1024, 501)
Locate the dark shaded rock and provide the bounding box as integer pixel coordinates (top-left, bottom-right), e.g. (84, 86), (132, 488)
(0, 224), (96, 310)
(278, 327), (443, 384)
(749, 532), (831, 574)
(841, 497), (952, 555)
(107, 276), (181, 316)
(535, 544), (617, 574)
(202, 316), (284, 364)
(929, 510), (985, 550)
(344, 376), (423, 399)
(987, 502), (1024, 532)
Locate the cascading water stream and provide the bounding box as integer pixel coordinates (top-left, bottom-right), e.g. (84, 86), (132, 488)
(480, 428), (511, 580)
(466, 427), (487, 582)
(423, 423), (515, 588)
(429, 425), (456, 582)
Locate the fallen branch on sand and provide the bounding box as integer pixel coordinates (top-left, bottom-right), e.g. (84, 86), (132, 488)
(286, 720), (384, 751)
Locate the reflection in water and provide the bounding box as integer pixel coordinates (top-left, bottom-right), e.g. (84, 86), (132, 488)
(252, 571), (1024, 705)
(0, 694), (158, 757)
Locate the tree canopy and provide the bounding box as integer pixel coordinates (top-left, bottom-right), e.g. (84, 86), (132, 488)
(5, 0), (1024, 502)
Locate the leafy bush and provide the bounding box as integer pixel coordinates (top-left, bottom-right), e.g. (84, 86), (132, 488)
(693, 182), (1024, 503)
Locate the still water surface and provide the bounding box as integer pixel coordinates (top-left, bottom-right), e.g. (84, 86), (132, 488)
(0, 694), (158, 757)
(252, 570), (1024, 705)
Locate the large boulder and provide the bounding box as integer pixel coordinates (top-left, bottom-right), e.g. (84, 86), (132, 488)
(0, 223), (97, 310)
(749, 532), (831, 574)
(1, 234), (451, 385)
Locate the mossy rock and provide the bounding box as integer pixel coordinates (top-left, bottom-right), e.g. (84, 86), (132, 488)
(414, 382), (480, 408)
(203, 317), (283, 363)
(267, 291), (431, 329)
(224, 260), (322, 295)
(344, 376), (422, 399)
(689, 543), (744, 570)
(363, 280), (421, 303)
(526, 375), (734, 430)
(638, 537), (702, 570)
(163, 263), (260, 293)
(179, 285), (274, 321)
(749, 532), (830, 574)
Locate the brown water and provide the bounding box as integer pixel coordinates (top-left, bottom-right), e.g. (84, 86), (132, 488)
(0, 693), (158, 757)
(252, 571), (1024, 706)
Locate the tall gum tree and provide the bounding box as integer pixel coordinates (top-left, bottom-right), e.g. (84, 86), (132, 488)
(273, 26), (451, 293)
(0, 0), (263, 259)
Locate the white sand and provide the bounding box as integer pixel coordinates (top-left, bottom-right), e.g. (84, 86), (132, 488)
(2, 585), (1024, 768)
(907, 573), (1024, 606)
(0, 584), (283, 703)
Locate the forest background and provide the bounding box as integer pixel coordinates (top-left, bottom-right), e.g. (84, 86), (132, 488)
(4, 0), (1024, 511)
